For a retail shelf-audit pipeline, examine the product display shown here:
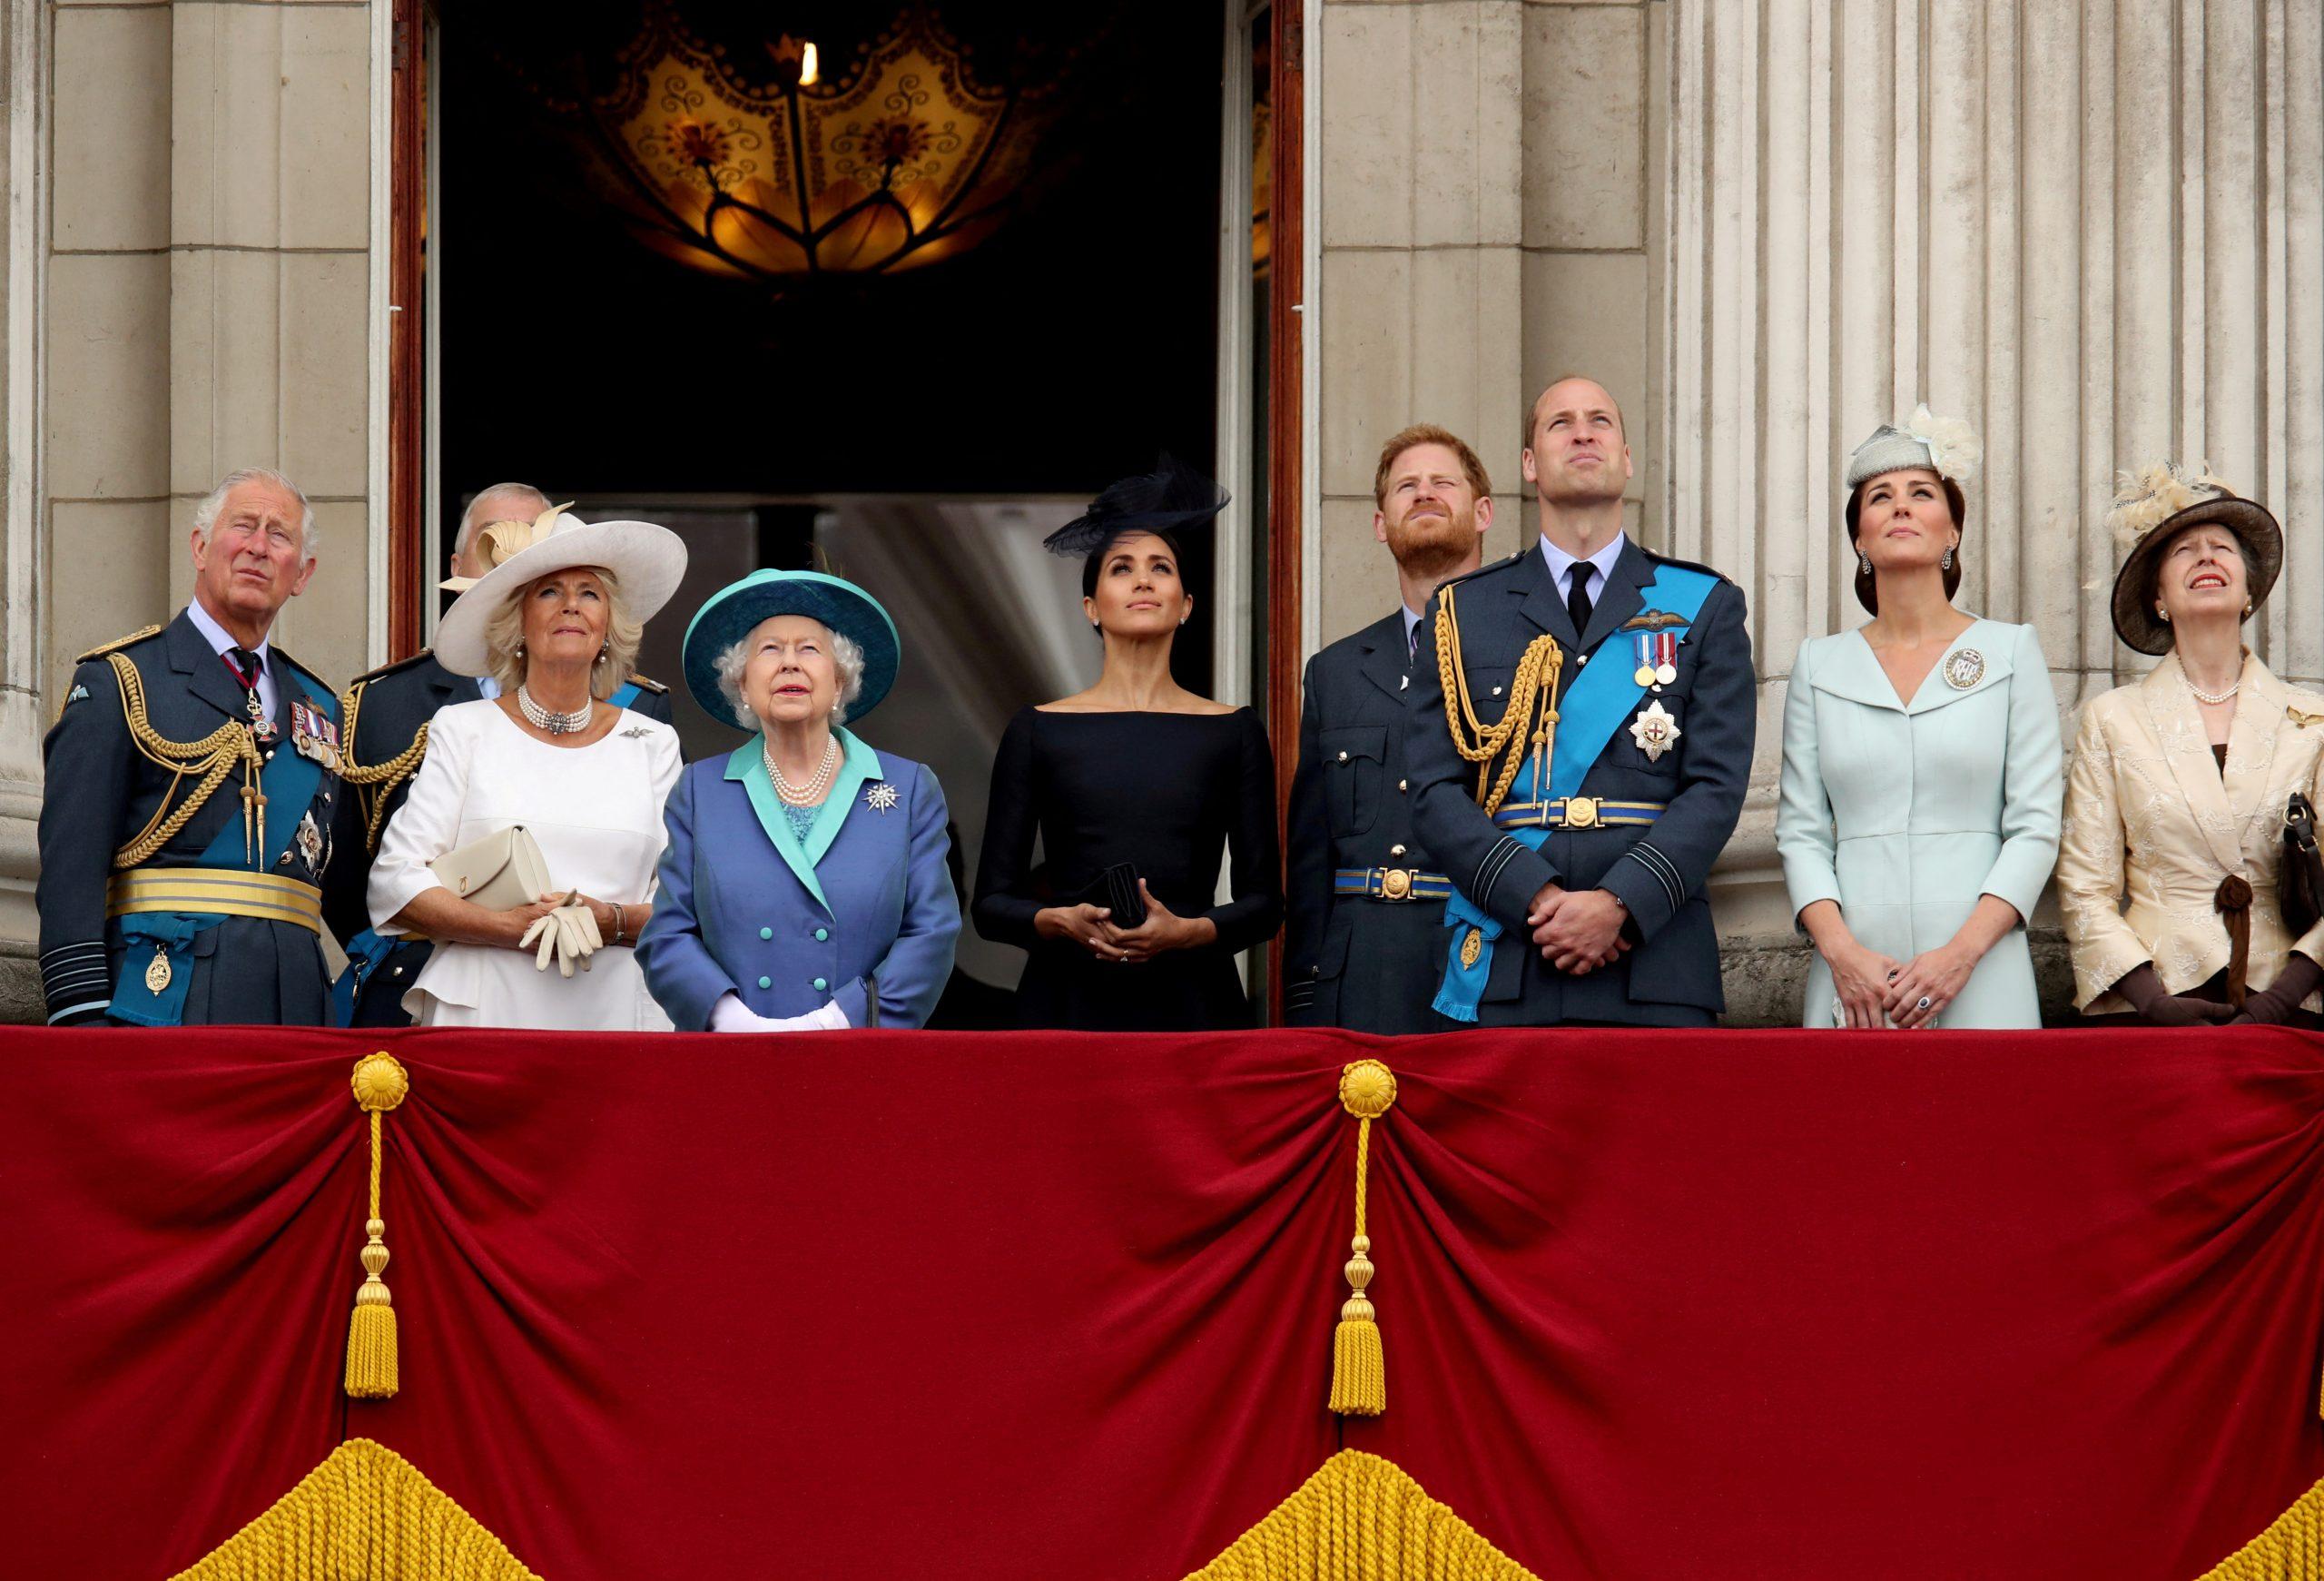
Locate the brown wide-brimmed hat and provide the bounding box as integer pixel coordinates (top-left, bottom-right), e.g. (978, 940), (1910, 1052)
(2106, 462), (2282, 656)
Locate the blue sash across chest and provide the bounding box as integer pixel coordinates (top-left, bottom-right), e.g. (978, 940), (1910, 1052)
(1433, 564), (1718, 1022)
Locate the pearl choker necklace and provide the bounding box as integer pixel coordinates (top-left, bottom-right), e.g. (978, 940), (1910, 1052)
(766, 736), (839, 805)
(517, 685), (591, 735)
(2188, 677), (2241, 707)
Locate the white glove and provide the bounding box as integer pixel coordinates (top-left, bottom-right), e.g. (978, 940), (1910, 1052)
(520, 904), (601, 976)
(708, 993), (850, 1033)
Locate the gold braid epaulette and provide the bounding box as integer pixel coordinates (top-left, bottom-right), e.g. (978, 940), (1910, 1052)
(1433, 583), (1564, 817)
(106, 652), (266, 869)
(334, 680), (429, 852)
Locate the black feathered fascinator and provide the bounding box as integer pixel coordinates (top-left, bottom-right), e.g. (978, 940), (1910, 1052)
(1041, 452), (1229, 558)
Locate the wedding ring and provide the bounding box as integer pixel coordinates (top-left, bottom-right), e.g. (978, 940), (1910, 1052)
(1915, 995), (1934, 1012)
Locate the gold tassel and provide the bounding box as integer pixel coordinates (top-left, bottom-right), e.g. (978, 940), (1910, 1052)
(1329, 1059), (1397, 1417)
(345, 1052), (409, 1400)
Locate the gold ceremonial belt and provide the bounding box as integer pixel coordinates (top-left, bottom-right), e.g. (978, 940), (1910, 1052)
(1334, 867), (1453, 903)
(1491, 796), (1667, 832)
(106, 868), (324, 935)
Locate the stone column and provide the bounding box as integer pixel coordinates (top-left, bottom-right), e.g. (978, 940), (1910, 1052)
(1664, 0), (2324, 1019)
(1312, 0), (1528, 645)
(7, 0), (380, 1020)
(166, 0), (375, 681)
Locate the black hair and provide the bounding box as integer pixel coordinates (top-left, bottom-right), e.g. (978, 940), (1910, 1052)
(1080, 526), (1187, 600)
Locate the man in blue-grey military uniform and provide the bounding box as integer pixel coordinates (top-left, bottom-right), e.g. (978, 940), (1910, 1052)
(1285, 423), (1495, 1032)
(328, 481), (674, 1025)
(1407, 376), (1756, 1027)
(37, 468), (362, 1026)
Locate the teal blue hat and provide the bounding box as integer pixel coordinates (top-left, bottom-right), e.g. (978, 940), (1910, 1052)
(682, 569), (901, 726)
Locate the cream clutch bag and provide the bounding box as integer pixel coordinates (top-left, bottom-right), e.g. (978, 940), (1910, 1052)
(428, 825), (553, 912)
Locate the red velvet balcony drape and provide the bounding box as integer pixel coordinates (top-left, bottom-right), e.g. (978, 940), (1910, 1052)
(4, 1027), (2320, 1580)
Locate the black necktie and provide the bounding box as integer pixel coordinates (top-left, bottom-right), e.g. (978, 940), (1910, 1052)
(1407, 620), (1420, 664)
(1566, 563), (1596, 641)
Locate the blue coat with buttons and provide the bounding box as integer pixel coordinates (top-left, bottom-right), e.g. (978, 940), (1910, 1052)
(636, 727), (960, 1030)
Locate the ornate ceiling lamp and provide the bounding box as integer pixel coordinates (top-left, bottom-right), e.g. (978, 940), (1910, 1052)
(556, 4), (1063, 286)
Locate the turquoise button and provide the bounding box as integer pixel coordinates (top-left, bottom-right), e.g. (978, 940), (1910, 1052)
(756, 975), (772, 989)
(813, 927), (829, 942)
(812, 976), (829, 991)
(759, 926), (773, 940)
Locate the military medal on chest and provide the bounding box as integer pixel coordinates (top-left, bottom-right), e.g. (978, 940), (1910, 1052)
(1632, 631), (1679, 691)
(290, 700), (343, 773)
(1630, 698), (1682, 763)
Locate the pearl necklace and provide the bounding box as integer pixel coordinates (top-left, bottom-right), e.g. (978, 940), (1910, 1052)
(765, 736), (838, 805)
(2188, 676), (2241, 707)
(517, 684), (591, 735)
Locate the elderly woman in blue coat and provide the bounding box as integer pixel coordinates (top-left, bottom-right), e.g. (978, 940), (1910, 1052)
(636, 570), (959, 1031)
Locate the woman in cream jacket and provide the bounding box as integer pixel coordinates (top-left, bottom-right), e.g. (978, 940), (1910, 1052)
(1778, 411), (2063, 1029)
(2057, 466), (2324, 1026)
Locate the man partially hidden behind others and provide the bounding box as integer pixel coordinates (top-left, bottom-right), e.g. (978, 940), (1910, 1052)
(1285, 423), (1494, 1032)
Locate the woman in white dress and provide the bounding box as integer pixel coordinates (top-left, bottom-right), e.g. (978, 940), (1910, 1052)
(367, 507), (686, 1029)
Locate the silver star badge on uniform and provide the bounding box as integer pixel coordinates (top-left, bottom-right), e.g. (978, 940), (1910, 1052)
(294, 809), (326, 871)
(865, 782), (900, 814)
(1629, 699), (1681, 763)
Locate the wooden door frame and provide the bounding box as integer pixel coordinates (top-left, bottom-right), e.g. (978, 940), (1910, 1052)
(385, 0), (427, 659)
(1261, 0), (1304, 1021)
(382, 1), (1310, 929)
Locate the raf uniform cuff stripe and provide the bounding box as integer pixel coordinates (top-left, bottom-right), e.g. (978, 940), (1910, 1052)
(41, 941), (110, 1002)
(1630, 841), (1686, 912)
(1474, 837), (1521, 901)
(47, 999), (110, 1024)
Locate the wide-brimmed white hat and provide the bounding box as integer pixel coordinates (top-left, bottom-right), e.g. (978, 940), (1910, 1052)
(433, 504), (688, 677)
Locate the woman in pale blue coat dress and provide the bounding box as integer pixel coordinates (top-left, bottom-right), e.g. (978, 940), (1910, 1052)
(1777, 410), (2063, 1029)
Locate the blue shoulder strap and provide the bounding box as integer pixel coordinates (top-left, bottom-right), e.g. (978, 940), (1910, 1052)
(1432, 564), (1719, 1022)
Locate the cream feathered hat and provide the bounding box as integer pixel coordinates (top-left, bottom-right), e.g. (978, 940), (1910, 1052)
(432, 502), (688, 677)
(2105, 462), (2281, 656)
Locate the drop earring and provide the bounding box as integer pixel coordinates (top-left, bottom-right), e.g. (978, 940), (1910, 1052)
(1858, 553), (1871, 578)
(1940, 546), (1954, 572)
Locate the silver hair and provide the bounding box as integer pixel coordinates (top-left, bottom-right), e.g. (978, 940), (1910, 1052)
(456, 481), (552, 559)
(714, 621), (866, 731)
(192, 468), (317, 561)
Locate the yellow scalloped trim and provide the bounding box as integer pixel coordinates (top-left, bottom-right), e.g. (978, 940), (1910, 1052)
(168, 1438), (539, 1581)
(1186, 1450), (1538, 1580)
(2194, 1475), (2324, 1580)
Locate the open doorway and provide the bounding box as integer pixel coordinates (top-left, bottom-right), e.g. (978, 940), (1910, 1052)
(391, 0), (1301, 1018)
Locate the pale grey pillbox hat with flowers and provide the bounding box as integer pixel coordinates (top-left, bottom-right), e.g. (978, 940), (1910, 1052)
(1846, 404), (1983, 489)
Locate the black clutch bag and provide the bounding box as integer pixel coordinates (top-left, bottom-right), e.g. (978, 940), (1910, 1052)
(1097, 862), (1147, 929)
(2284, 793), (2324, 937)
